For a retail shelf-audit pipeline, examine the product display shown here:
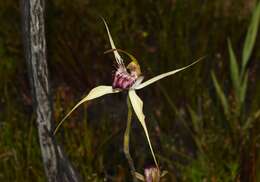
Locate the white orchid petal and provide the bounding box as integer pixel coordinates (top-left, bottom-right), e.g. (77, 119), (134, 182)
(102, 18), (124, 65)
(54, 86), (120, 134)
(128, 90), (158, 168)
(131, 76), (144, 89)
(135, 172), (145, 181)
(135, 58), (202, 90)
(160, 170), (168, 178)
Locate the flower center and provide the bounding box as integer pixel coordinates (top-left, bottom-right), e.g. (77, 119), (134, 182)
(112, 66), (138, 89)
(105, 49), (142, 89)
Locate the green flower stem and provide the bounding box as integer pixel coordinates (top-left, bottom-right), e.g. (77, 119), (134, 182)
(124, 97), (137, 182)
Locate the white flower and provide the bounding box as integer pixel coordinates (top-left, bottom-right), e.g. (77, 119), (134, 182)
(53, 18), (202, 168)
(135, 165), (168, 182)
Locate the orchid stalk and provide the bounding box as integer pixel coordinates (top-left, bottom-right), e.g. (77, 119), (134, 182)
(53, 18), (202, 169)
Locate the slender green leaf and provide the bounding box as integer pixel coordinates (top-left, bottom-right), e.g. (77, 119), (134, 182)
(123, 97), (138, 182)
(239, 71), (248, 105)
(187, 106), (201, 134)
(242, 2), (260, 75)
(243, 110), (260, 131)
(211, 72), (229, 115)
(124, 98), (133, 155)
(228, 39), (240, 98)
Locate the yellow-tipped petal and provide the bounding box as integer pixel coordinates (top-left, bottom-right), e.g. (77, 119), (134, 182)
(128, 90), (158, 168)
(101, 18), (124, 65)
(53, 86), (120, 135)
(105, 48), (142, 76)
(135, 57), (204, 90)
(104, 48), (139, 65)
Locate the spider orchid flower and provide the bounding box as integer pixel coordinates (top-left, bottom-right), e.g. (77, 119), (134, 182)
(135, 165), (168, 182)
(53, 19), (202, 168)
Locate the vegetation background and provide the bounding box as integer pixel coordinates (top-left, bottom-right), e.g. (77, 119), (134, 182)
(0, 0), (259, 181)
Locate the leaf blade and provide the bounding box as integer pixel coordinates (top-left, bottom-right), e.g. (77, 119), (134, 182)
(239, 72), (248, 106)
(228, 39), (240, 99)
(211, 72), (229, 115)
(242, 2), (260, 75)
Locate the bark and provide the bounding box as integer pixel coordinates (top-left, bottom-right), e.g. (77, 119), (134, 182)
(21, 0), (81, 181)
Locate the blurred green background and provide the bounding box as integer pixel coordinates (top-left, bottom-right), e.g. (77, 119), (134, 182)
(0, 0), (260, 181)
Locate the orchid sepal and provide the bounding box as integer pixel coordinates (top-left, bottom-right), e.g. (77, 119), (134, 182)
(135, 57), (204, 90)
(102, 18), (124, 65)
(128, 90), (159, 168)
(53, 85), (120, 135)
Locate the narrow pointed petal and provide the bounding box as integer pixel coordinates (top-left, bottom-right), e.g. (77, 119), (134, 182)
(128, 90), (159, 168)
(135, 58), (203, 90)
(53, 86), (120, 135)
(160, 170), (168, 178)
(101, 18), (124, 65)
(135, 172), (145, 181)
(131, 76), (144, 89)
(104, 48), (139, 65)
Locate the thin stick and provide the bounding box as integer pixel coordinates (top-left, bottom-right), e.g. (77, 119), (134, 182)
(123, 97), (137, 182)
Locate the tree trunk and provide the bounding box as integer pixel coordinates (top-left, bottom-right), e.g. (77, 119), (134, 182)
(21, 0), (81, 181)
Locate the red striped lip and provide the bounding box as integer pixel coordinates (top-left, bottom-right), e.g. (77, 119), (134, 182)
(112, 68), (137, 89)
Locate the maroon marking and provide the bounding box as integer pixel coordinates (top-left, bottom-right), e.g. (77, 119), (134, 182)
(112, 67), (137, 89)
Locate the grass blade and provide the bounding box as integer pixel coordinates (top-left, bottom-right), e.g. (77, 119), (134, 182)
(228, 39), (240, 98)
(242, 2), (260, 75)
(239, 71), (248, 106)
(211, 72), (229, 115)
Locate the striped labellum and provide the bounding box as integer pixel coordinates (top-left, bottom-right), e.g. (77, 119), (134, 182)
(105, 49), (142, 90)
(112, 66), (137, 89)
